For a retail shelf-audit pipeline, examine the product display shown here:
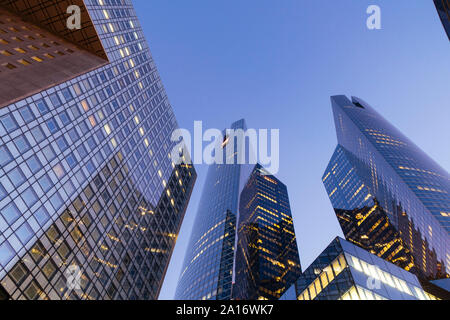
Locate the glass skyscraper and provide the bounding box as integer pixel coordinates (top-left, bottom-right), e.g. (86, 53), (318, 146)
(322, 95), (449, 281)
(233, 164), (301, 300)
(433, 0), (450, 40)
(0, 0), (196, 300)
(280, 237), (442, 300)
(175, 119), (252, 300)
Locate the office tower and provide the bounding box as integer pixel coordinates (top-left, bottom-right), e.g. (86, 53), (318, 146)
(175, 119), (253, 300)
(233, 164), (301, 300)
(280, 237), (441, 300)
(0, 0), (196, 300)
(322, 95), (449, 281)
(433, 0), (450, 40)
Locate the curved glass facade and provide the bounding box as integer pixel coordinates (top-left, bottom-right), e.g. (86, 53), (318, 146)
(175, 119), (251, 300)
(323, 95), (450, 280)
(0, 0), (196, 299)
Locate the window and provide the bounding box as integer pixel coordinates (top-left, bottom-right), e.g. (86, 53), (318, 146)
(0, 241), (15, 267)
(42, 145), (56, 162)
(0, 146), (13, 167)
(34, 206), (50, 226)
(50, 192), (63, 210)
(14, 135), (30, 154)
(68, 128), (79, 142)
(19, 106), (35, 123)
(53, 163), (65, 179)
(1, 202), (21, 225)
(56, 136), (68, 152)
(0, 114), (18, 133)
(61, 88), (73, 101)
(35, 99), (49, 115)
(30, 126), (45, 143)
(49, 93), (61, 107)
(16, 222), (33, 244)
(8, 167), (25, 188)
(46, 118), (59, 133)
(38, 174), (53, 192)
(26, 155), (42, 174)
(0, 183), (6, 201)
(66, 153), (77, 169)
(22, 187), (38, 207)
(59, 111), (70, 125)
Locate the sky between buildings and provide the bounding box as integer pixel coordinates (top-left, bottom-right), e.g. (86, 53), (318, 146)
(132, 0), (450, 299)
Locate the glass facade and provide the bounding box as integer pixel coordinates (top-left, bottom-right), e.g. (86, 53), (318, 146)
(322, 95), (449, 280)
(233, 164), (301, 300)
(434, 0), (450, 40)
(175, 119), (252, 300)
(282, 237), (438, 300)
(0, 0), (196, 300)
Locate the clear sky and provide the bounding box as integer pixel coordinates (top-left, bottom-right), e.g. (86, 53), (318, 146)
(132, 0), (450, 299)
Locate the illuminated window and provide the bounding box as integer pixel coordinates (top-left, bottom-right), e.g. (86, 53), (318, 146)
(17, 59), (31, 66)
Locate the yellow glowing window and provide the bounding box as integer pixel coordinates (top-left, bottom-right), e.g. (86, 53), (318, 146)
(0, 38), (9, 44)
(17, 59), (31, 66)
(0, 50), (12, 56)
(104, 124), (112, 135)
(89, 115), (96, 127)
(27, 45), (39, 50)
(43, 53), (54, 59)
(80, 100), (89, 111)
(11, 37), (23, 42)
(14, 47), (26, 53)
(31, 56), (43, 62)
(103, 10), (110, 19)
(111, 138), (117, 148)
(108, 23), (114, 32)
(114, 36), (119, 45)
(134, 116), (140, 124)
(98, 0), (104, 5)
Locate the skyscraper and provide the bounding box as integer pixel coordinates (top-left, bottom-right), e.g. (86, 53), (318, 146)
(433, 0), (450, 40)
(322, 95), (449, 281)
(280, 237), (442, 300)
(0, 0), (196, 300)
(233, 164), (301, 300)
(175, 119), (252, 300)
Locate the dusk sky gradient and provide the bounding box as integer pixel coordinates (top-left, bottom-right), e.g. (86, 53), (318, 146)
(132, 0), (450, 299)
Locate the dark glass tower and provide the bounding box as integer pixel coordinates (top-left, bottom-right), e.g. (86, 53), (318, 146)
(233, 164), (301, 300)
(433, 0), (450, 40)
(322, 95), (450, 281)
(0, 0), (196, 300)
(175, 119), (252, 300)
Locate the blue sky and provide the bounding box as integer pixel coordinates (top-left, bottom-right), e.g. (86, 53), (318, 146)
(132, 0), (450, 299)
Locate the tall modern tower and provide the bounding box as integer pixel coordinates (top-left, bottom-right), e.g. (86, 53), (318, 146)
(0, 0), (196, 300)
(175, 119), (252, 300)
(233, 164), (301, 300)
(322, 95), (449, 281)
(433, 0), (450, 40)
